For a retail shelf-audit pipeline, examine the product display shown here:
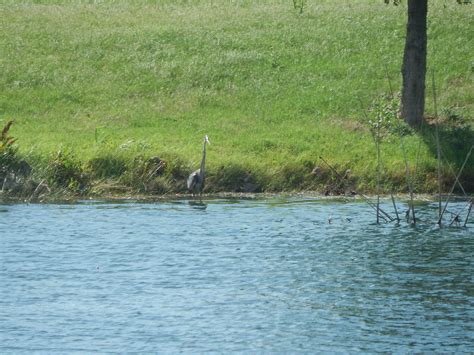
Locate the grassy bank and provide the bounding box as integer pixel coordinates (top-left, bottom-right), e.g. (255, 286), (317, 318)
(1, 0), (473, 198)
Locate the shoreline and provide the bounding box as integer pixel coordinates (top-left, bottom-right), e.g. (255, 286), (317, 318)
(2, 190), (472, 204)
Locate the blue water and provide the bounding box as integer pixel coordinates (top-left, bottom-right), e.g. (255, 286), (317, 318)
(1, 197), (473, 352)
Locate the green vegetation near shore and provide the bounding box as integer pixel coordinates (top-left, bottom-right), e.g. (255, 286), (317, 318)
(1, 0), (473, 198)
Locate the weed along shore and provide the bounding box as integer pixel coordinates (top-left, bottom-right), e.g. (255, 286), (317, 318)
(1, 1), (473, 200)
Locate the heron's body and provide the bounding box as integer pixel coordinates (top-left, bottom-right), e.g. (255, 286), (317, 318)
(187, 169), (204, 194)
(187, 135), (209, 196)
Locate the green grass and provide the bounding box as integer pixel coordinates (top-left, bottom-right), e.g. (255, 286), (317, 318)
(1, 0), (473, 194)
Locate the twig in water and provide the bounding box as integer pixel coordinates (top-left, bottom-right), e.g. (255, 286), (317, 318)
(440, 148), (469, 197)
(379, 70), (403, 223)
(357, 96), (390, 223)
(375, 118), (382, 224)
(319, 156), (394, 223)
(438, 145), (473, 225)
(374, 135), (401, 222)
(432, 71), (443, 224)
(401, 137), (416, 225)
(450, 216), (460, 227)
(382, 68), (416, 225)
(391, 194), (400, 223)
(464, 201), (473, 227)
(385, 62), (423, 200)
(424, 135), (470, 222)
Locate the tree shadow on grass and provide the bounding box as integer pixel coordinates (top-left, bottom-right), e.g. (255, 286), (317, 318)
(419, 117), (474, 193)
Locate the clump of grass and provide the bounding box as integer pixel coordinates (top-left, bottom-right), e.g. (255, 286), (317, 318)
(261, 159), (352, 193)
(311, 159), (357, 195)
(0, 120), (17, 172)
(265, 162), (309, 192)
(115, 154), (192, 194)
(207, 163), (261, 193)
(440, 107), (466, 126)
(45, 149), (88, 192)
(163, 155), (189, 186)
(87, 155), (128, 179)
(120, 155), (167, 193)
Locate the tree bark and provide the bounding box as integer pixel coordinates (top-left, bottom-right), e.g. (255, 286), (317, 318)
(400, 0), (427, 127)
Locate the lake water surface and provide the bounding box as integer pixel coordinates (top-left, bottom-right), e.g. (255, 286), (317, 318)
(1, 197), (473, 352)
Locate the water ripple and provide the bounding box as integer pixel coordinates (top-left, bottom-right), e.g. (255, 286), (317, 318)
(0, 198), (473, 352)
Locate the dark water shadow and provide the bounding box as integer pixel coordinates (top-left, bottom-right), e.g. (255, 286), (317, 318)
(188, 200), (208, 210)
(419, 120), (474, 192)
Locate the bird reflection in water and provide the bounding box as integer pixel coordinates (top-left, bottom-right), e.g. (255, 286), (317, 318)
(188, 200), (207, 210)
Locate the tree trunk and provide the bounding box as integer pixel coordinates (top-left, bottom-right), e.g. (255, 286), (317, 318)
(400, 0), (427, 128)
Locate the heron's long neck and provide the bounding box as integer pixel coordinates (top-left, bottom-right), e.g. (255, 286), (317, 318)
(199, 141), (207, 177)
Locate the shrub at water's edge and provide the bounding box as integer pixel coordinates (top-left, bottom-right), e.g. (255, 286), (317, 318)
(0, 121), (36, 198)
(2, 129), (472, 200)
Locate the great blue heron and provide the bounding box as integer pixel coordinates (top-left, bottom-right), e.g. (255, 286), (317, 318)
(187, 135), (210, 196)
